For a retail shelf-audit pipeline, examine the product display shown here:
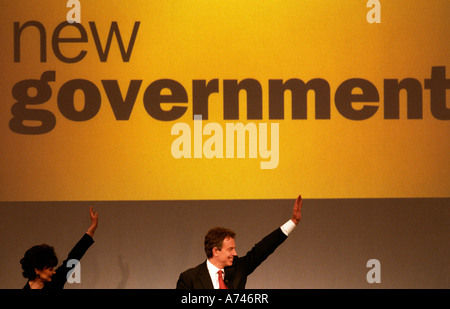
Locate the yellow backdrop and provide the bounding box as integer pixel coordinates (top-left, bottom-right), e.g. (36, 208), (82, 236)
(0, 1), (448, 201)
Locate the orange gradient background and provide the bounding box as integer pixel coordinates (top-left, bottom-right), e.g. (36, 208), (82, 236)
(0, 0), (449, 201)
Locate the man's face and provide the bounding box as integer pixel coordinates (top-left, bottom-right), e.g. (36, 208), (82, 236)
(215, 237), (237, 268)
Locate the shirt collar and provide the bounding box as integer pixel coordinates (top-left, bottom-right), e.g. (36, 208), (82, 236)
(206, 259), (224, 276)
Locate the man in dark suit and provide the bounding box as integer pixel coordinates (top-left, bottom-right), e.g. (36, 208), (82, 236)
(176, 195), (302, 289)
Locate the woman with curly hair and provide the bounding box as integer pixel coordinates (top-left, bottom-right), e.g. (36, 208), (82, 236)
(20, 207), (98, 289)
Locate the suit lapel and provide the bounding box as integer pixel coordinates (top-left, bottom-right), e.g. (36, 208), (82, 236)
(198, 261), (214, 289)
(224, 264), (235, 289)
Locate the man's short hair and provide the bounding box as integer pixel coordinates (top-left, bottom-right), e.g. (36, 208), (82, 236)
(204, 227), (236, 258)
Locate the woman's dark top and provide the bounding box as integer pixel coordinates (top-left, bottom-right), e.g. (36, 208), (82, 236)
(23, 233), (94, 289)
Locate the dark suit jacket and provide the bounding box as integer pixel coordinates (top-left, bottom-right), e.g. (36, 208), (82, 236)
(23, 233), (94, 289)
(176, 227), (288, 289)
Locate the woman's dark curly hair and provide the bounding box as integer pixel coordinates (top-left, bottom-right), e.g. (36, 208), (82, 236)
(20, 244), (58, 280)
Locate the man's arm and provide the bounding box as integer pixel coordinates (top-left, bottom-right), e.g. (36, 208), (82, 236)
(239, 194), (303, 275)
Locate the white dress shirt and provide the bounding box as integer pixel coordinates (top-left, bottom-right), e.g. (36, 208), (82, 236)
(206, 259), (224, 289)
(280, 219), (297, 236)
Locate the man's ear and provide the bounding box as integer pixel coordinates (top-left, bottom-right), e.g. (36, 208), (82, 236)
(212, 247), (219, 256)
